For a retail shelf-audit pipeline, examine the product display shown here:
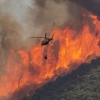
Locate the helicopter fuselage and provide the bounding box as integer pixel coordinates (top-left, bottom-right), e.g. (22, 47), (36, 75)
(41, 38), (52, 45)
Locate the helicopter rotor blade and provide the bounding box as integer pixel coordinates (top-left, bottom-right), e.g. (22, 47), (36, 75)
(30, 37), (44, 38)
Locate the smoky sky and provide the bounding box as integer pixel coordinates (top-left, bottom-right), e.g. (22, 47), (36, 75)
(70, 0), (100, 16)
(31, 0), (99, 32)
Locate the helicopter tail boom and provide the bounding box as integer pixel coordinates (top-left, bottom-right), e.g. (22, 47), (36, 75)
(50, 33), (55, 40)
(30, 37), (44, 38)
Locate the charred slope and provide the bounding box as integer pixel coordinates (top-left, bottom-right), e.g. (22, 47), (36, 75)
(23, 57), (100, 100)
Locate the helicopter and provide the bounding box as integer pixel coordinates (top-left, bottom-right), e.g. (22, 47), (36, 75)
(31, 33), (55, 46)
(31, 33), (55, 59)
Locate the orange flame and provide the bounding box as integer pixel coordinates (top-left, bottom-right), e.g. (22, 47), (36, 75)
(0, 14), (100, 99)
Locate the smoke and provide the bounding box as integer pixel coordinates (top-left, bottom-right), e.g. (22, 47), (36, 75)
(28, 0), (99, 34)
(29, 0), (84, 32)
(0, 14), (21, 75)
(0, 0), (32, 75)
(27, 0), (69, 36)
(70, 0), (100, 16)
(27, 0), (100, 31)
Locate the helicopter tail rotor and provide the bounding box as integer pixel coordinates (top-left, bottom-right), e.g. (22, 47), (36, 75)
(51, 33), (55, 40)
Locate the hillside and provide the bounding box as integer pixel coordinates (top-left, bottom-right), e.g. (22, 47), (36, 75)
(23, 57), (100, 100)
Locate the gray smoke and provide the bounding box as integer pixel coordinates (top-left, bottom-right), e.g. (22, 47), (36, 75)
(70, 0), (100, 16)
(32, 0), (100, 32)
(0, 14), (22, 75)
(0, 0), (36, 74)
(27, 0), (70, 36)
(28, 0), (98, 33)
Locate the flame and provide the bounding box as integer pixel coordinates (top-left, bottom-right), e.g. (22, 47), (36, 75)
(0, 14), (100, 99)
